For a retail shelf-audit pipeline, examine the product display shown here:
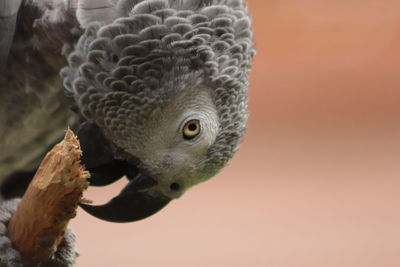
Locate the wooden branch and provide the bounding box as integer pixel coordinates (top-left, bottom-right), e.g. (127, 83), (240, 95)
(7, 129), (90, 264)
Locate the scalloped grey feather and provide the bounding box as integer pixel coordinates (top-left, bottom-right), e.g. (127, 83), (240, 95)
(61, 0), (255, 176)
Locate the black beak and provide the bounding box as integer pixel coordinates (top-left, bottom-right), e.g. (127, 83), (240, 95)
(79, 173), (171, 222)
(76, 122), (172, 223)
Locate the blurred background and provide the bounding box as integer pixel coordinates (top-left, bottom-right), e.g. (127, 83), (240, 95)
(72, 1), (400, 266)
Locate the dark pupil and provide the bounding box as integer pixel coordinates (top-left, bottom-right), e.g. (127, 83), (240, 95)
(188, 123), (197, 131)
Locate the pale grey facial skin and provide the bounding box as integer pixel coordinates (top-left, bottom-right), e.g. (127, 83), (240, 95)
(128, 87), (220, 199)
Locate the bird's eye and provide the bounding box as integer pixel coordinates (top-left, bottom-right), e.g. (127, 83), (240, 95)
(183, 119), (201, 140)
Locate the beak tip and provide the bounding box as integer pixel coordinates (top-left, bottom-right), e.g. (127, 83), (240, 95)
(79, 192), (171, 223)
(79, 168), (171, 223)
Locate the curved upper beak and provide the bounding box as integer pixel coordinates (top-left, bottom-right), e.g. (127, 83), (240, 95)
(76, 122), (172, 223)
(79, 173), (172, 223)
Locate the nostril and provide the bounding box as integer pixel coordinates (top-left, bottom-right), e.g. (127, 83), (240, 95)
(170, 182), (180, 191)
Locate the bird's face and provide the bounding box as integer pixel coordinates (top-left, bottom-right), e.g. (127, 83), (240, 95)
(69, 0), (255, 223)
(126, 87), (220, 199)
(79, 86), (223, 222)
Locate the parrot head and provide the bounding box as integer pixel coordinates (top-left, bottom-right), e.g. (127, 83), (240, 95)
(61, 0), (254, 222)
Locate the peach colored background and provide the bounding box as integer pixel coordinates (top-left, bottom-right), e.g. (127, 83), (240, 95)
(71, 1), (400, 266)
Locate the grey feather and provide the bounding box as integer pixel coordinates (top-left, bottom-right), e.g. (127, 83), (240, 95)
(62, 0), (255, 180)
(1, 0), (254, 205)
(0, 0), (22, 73)
(0, 1), (82, 184)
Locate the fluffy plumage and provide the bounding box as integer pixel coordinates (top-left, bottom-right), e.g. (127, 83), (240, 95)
(61, 0), (255, 192)
(0, 0), (254, 221)
(0, 0), (82, 184)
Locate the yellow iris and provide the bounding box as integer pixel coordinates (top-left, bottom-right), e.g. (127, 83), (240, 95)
(183, 119), (201, 140)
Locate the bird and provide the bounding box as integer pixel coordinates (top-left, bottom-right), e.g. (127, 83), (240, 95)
(0, 0), (255, 223)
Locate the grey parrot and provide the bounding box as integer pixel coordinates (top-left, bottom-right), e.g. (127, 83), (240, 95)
(0, 0), (255, 223)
